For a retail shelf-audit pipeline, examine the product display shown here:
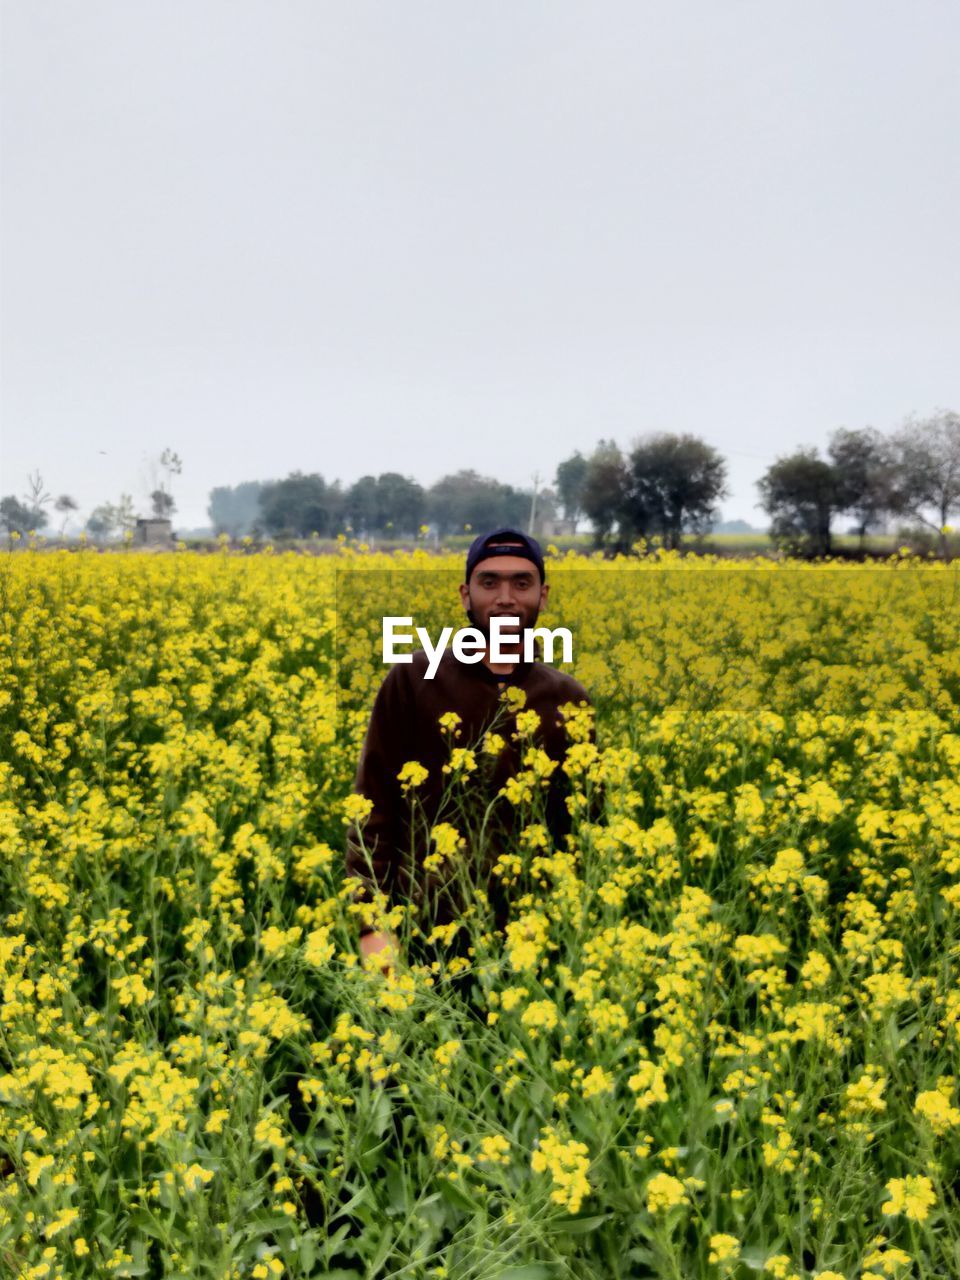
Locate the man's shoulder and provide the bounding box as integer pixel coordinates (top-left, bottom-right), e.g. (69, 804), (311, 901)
(378, 649), (462, 701)
(377, 649), (432, 692)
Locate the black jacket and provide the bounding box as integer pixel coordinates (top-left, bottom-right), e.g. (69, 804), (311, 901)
(344, 648), (594, 931)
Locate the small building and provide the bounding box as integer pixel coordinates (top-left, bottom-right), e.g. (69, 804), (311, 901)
(134, 517), (174, 546)
(531, 516), (577, 539)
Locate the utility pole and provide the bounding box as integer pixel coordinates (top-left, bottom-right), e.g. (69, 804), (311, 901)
(528, 471), (540, 535)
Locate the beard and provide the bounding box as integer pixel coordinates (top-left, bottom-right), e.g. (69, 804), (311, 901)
(466, 601), (540, 642)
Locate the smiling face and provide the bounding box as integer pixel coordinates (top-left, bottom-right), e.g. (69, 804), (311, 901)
(459, 551), (548, 638)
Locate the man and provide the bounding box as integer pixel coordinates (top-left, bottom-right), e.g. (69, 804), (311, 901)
(344, 527), (594, 974)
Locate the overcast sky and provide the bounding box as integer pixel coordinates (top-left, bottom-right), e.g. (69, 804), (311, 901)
(2, 1), (958, 530)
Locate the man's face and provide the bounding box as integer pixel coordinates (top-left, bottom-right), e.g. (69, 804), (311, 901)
(459, 551), (548, 638)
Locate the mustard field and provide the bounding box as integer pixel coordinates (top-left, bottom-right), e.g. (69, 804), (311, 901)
(1, 547), (959, 1280)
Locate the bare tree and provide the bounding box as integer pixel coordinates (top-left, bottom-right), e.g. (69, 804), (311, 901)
(116, 493), (136, 536)
(155, 448), (183, 517)
(141, 448), (183, 519)
(889, 410), (960, 558)
(22, 470), (52, 523)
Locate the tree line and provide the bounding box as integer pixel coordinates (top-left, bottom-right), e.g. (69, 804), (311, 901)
(207, 470), (539, 541)
(564, 410), (960, 558)
(3, 410), (957, 557)
(208, 409), (954, 557)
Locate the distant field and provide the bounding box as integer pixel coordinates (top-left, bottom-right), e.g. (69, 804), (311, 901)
(17, 528), (960, 560)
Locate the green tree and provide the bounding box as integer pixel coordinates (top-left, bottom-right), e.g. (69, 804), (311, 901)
(345, 476), (379, 535)
(426, 471), (527, 536)
(827, 426), (897, 551)
(756, 449), (840, 558)
(1, 471), (51, 540)
(259, 472), (342, 538)
(0, 496), (42, 538)
(581, 440), (630, 550)
(554, 452), (590, 525)
(375, 473), (424, 536)
(208, 481), (265, 537)
(625, 433), (728, 550)
(85, 503), (118, 541)
(150, 489), (176, 519)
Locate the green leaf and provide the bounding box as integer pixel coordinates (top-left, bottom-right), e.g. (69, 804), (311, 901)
(741, 1243), (783, 1271)
(367, 1225), (395, 1276)
(297, 1236), (318, 1270)
(323, 1222), (353, 1255)
(438, 1177), (477, 1214)
(555, 1212), (610, 1234)
(250, 1211), (302, 1233)
(624, 1247), (657, 1270)
(332, 1186), (369, 1218)
(367, 1085), (393, 1139)
(898, 1019), (921, 1048)
(386, 1165), (408, 1216)
(527, 1078), (549, 1109)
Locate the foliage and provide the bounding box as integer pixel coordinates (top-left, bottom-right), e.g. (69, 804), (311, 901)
(426, 471), (529, 537)
(84, 503), (118, 539)
(0, 496), (45, 536)
(345, 473), (425, 537)
(258, 471), (344, 538)
(150, 490), (176, 519)
(554, 453), (590, 524)
(827, 428), (898, 548)
(580, 435), (727, 552)
(580, 440), (630, 549)
(756, 449), (842, 558)
(0, 547), (958, 1277)
(208, 482), (267, 538)
(1, 471), (52, 538)
(625, 434), (728, 550)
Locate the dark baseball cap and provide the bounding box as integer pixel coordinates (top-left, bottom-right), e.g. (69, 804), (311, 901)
(465, 527), (545, 584)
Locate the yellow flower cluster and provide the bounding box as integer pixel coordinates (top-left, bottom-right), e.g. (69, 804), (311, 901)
(881, 1174), (937, 1222)
(530, 1125), (592, 1213)
(2, 546), (958, 1274)
(645, 1171), (687, 1214)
